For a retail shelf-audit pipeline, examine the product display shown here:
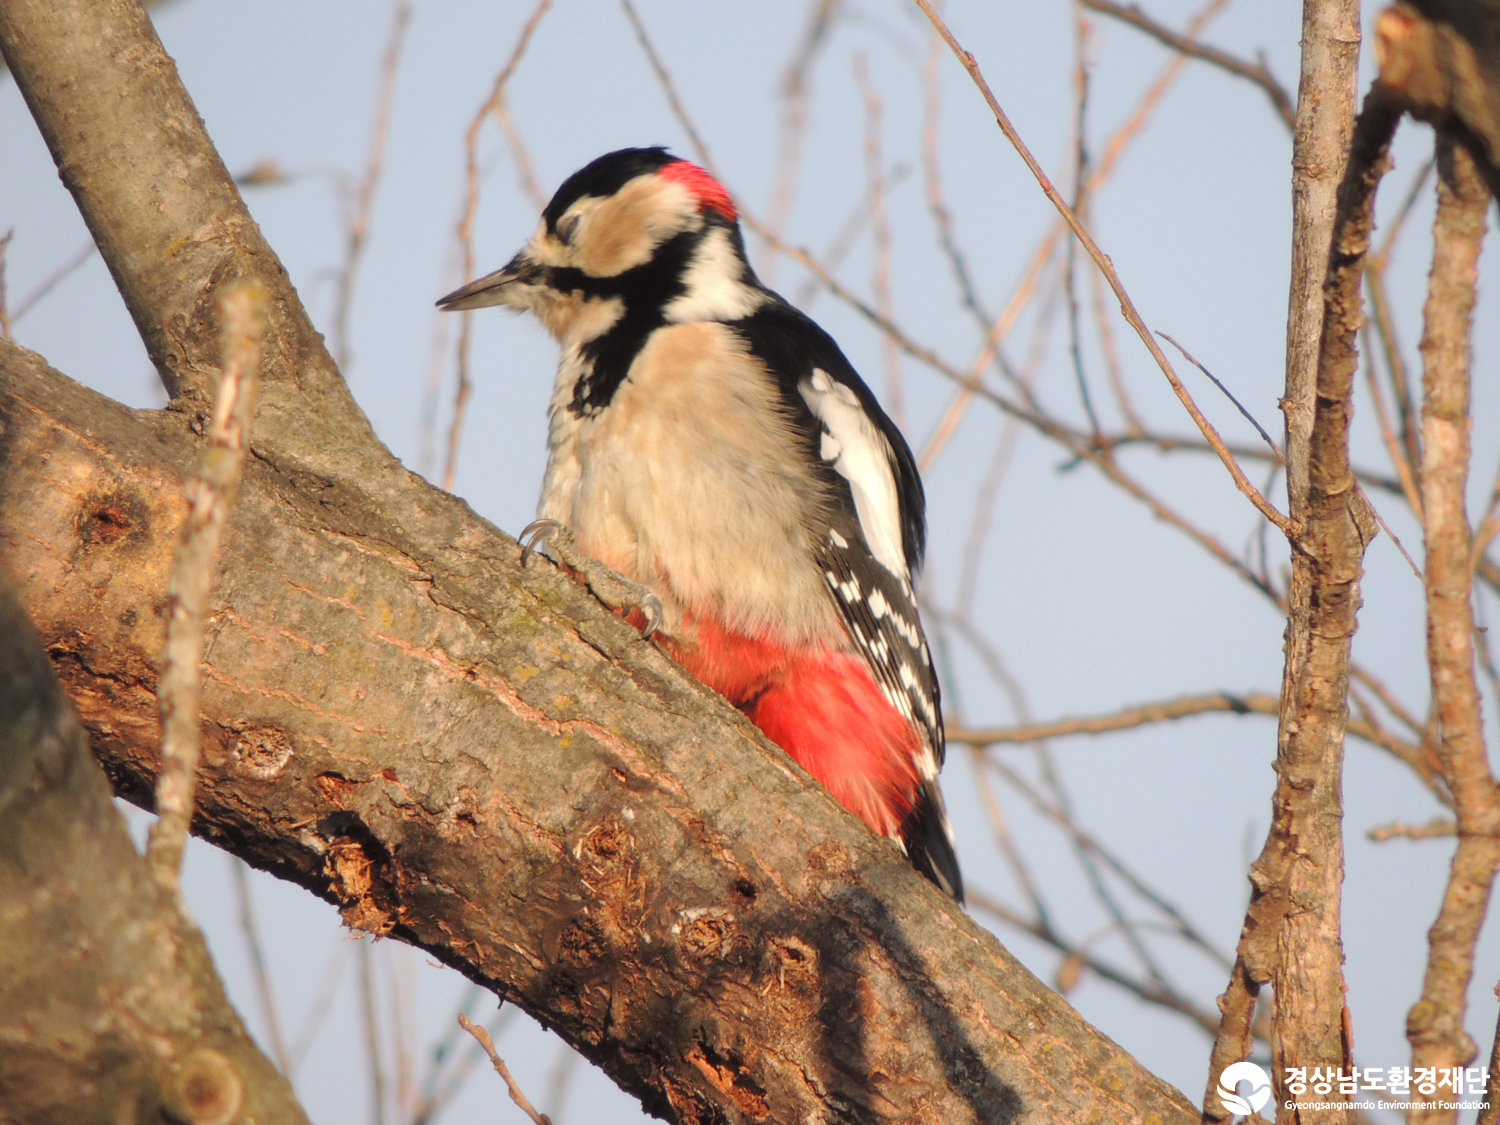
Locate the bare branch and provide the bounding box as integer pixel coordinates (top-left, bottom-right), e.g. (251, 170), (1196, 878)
(1479, 988), (1500, 1125)
(913, 0), (1297, 537)
(759, 0), (842, 285)
(331, 0), (411, 376)
(1207, 69), (1397, 1123)
(359, 939), (388, 1125)
(446, 0), (553, 493)
(967, 891), (1225, 1037)
(853, 53), (903, 429)
(230, 856), (293, 1077)
(1080, 0), (1295, 129)
(0, 228), (12, 341)
(458, 1014), (554, 1125)
(147, 280), (270, 892)
(949, 691), (1278, 746)
(8, 239), (95, 326)
(1368, 818), (1456, 842)
(1408, 135), (1499, 1110)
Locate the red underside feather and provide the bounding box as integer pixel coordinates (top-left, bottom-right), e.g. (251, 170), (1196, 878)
(661, 612), (921, 839)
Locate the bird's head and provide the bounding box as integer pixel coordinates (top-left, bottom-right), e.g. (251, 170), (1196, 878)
(438, 147), (760, 346)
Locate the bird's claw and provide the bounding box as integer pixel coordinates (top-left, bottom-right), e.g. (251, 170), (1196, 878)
(517, 518), (663, 639)
(519, 518), (564, 567)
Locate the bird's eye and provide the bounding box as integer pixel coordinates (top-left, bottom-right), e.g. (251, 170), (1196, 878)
(556, 214), (581, 244)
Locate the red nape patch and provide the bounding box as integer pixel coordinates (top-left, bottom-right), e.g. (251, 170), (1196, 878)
(659, 160), (737, 221)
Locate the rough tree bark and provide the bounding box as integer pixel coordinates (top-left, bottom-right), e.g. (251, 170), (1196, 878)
(1204, 0), (1390, 1115)
(0, 2), (1198, 1123)
(0, 571), (311, 1124)
(1407, 136), (1498, 1125)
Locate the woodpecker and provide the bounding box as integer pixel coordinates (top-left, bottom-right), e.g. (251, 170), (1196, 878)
(439, 147), (962, 900)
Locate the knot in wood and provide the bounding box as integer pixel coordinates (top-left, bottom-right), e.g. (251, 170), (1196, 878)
(172, 1048), (243, 1125)
(229, 723), (293, 778)
(675, 908), (736, 960)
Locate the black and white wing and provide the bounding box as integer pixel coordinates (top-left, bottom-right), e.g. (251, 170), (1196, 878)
(735, 299), (962, 900)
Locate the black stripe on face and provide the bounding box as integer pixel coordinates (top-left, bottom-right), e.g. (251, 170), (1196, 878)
(565, 228), (699, 416)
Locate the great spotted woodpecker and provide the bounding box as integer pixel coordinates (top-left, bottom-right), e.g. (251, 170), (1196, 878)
(439, 147), (962, 900)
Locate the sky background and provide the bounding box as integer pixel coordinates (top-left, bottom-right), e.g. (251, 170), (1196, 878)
(5, 1), (1500, 1122)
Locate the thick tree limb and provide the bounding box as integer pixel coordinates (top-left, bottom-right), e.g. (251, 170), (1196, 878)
(0, 570), (310, 1124)
(1408, 137), (1499, 1123)
(1376, 1), (1500, 199)
(1204, 70), (1397, 1125)
(0, 1), (1202, 1120)
(0, 327), (1196, 1125)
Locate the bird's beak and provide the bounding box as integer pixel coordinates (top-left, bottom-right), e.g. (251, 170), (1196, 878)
(436, 252), (539, 311)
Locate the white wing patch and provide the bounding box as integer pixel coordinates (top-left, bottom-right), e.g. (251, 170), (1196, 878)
(799, 370), (907, 578)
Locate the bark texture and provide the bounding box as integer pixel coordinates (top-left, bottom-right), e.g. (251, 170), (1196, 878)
(1376, 1), (1500, 199)
(1408, 138), (1499, 1125)
(0, 1), (1202, 1122)
(0, 572), (311, 1124)
(0, 337), (1196, 1125)
(1205, 83), (1399, 1125)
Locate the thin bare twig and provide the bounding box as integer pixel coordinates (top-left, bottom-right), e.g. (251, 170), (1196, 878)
(759, 0), (842, 286)
(948, 690), (1279, 746)
(445, 0), (553, 494)
(619, 0), (715, 171)
(920, 0), (1227, 467)
(544, 1043), (578, 1125)
(913, 0), (1297, 538)
(230, 856), (292, 1076)
(412, 991), (518, 1125)
(1368, 818), (1456, 842)
(1080, 0), (1294, 129)
(1364, 156), (1436, 519)
(493, 97), (548, 213)
(1065, 7), (1103, 438)
(853, 53), (903, 429)
(1157, 333), (1280, 456)
(458, 1013), (554, 1125)
(792, 160), (911, 310)
(8, 239), (96, 325)
(967, 890), (1226, 1036)
(147, 280), (269, 892)
(0, 228), (13, 340)
(290, 940), (353, 1074)
(332, 0), (412, 376)
(987, 756), (1231, 970)
(359, 939), (387, 1125)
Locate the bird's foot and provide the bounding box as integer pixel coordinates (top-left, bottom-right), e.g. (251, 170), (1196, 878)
(520, 519), (664, 639)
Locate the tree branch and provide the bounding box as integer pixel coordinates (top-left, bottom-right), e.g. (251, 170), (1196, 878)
(0, 1), (1203, 1118)
(913, 0), (1298, 538)
(948, 691), (1279, 745)
(1407, 135), (1499, 1120)
(0, 570), (311, 1123)
(1205, 53), (1395, 1125)
(1079, 0), (1295, 129)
